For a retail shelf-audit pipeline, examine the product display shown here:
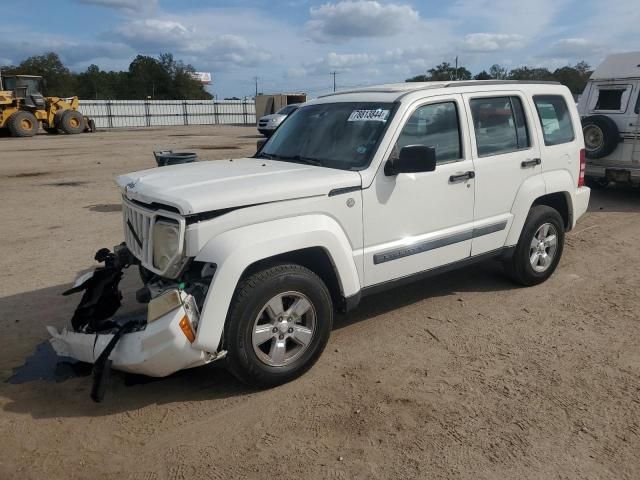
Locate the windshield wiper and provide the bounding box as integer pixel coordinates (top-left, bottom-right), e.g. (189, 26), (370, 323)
(255, 152), (276, 159)
(276, 155), (323, 167)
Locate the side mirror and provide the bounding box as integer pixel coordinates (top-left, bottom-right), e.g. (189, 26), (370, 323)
(385, 145), (436, 176)
(256, 138), (267, 153)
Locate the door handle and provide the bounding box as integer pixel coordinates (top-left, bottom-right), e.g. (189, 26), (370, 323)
(521, 158), (541, 168)
(449, 171), (475, 183)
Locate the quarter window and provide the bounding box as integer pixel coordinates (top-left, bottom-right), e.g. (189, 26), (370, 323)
(395, 102), (462, 164)
(533, 95), (575, 146)
(589, 85), (632, 112)
(469, 96), (531, 157)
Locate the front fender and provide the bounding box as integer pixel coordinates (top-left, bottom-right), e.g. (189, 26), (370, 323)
(192, 214), (360, 352)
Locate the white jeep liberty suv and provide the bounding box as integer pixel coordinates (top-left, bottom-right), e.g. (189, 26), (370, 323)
(49, 81), (590, 401)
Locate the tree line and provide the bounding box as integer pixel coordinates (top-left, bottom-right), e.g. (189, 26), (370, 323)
(1, 52), (213, 100)
(406, 61), (593, 94)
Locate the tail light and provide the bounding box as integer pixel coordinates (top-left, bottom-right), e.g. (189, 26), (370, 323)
(578, 148), (586, 187)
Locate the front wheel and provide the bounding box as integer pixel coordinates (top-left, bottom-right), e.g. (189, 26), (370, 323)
(224, 263), (333, 387)
(505, 205), (565, 286)
(59, 110), (84, 134)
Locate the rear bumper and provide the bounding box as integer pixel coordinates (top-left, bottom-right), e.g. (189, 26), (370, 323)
(48, 302), (212, 377)
(586, 163), (640, 181)
(573, 186), (590, 227)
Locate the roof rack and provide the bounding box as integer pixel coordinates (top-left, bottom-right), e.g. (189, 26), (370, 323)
(318, 80), (561, 98)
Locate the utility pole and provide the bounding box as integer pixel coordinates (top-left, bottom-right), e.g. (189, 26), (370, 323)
(330, 71), (338, 92)
(253, 76), (259, 98)
(454, 56), (459, 81)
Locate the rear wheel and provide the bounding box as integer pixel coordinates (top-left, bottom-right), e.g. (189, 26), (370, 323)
(59, 110), (84, 134)
(505, 205), (565, 286)
(8, 111), (38, 137)
(225, 263), (333, 387)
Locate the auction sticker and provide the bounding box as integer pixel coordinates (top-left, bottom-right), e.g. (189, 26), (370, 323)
(348, 108), (390, 122)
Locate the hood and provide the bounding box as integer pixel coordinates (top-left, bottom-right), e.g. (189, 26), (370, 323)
(117, 157), (361, 215)
(259, 113), (286, 122)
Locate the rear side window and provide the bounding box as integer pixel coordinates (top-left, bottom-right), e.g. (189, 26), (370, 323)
(395, 101), (462, 163)
(469, 96), (530, 157)
(596, 89), (624, 110)
(533, 95), (575, 146)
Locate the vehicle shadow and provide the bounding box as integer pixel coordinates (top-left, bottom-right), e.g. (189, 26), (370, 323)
(0, 258), (515, 418)
(588, 184), (640, 213)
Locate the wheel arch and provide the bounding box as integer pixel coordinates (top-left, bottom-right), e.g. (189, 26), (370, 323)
(191, 214), (361, 352)
(532, 191), (571, 231)
(241, 246), (345, 312)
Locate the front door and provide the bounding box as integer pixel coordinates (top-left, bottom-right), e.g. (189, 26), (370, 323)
(362, 95), (475, 287)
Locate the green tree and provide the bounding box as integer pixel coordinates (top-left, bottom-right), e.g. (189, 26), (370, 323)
(508, 66), (555, 81)
(474, 70), (492, 80)
(489, 64), (508, 80)
(552, 61), (592, 94)
(4, 52), (77, 96)
(406, 62), (472, 82)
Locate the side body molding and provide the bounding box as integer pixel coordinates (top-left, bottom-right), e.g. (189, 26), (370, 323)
(192, 214), (361, 352)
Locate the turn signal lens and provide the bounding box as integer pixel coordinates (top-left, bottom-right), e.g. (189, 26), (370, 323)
(578, 148), (586, 187)
(179, 315), (196, 343)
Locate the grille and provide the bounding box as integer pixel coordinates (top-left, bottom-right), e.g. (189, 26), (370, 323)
(259, 120), (268, 126)
(120, 197), (186, 277)
(122, 199), (153, 264)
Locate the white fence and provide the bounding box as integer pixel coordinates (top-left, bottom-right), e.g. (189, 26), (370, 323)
(78, 100), (256, 128)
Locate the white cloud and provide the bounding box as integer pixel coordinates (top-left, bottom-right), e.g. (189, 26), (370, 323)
(547, 38), (603, 57)
(462, 33), (525, 52)
(77, 0), (157, 12)
(110, 18), (272, 68)
(307, 1), (420, 42)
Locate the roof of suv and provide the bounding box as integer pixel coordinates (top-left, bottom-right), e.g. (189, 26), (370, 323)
(311, 80), (562, 104)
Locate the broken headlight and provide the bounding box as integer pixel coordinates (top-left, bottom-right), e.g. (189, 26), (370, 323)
(153, 219), (180, 271)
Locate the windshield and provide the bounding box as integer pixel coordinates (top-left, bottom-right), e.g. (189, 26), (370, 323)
(259, 102), (396, 170)
(3, 77), (42, 94)
(276, 105), (298, 115)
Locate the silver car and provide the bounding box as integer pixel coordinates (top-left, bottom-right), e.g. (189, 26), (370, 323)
(258, 104), (300, 136)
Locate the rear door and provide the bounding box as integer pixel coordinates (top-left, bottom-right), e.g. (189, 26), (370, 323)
(462, 91), (542, 255)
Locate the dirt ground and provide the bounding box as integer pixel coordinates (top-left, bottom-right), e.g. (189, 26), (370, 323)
(0, 125), (639, 480)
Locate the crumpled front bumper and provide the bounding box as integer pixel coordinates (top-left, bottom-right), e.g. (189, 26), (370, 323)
(48, 301), (211, 378)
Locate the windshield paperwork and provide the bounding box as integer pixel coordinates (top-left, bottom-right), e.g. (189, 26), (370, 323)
(258, 102), (396, 170)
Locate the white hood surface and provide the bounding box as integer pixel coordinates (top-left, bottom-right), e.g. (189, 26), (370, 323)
(117, 157), (362, 215)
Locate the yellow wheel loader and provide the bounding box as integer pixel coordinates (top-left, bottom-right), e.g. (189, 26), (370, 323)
(0, 74), (95, 137)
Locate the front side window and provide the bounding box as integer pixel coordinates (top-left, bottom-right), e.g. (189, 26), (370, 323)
(470, 96), (531, 157)
(259, 102), (396, 170)
(533, 95), (575, 146)
(394, 101), (462, 164)
(635, 90), (640, 114)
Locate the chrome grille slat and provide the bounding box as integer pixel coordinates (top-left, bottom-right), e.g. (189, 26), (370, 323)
(121, 196), (186, 278)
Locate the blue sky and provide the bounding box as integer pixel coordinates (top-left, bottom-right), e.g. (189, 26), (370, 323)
(2, 0), (638, 98)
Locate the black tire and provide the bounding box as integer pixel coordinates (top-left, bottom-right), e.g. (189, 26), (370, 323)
(8, 111), (38, 137)
(88, 118), (96, 132)
(582, 115), (619, 159)
(224, 263), (333, 388)
(59, 110), (84, 134)
(505, 205), (565, 286)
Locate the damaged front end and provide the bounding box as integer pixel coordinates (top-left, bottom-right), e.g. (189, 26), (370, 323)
(48, 243), (217, 402)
